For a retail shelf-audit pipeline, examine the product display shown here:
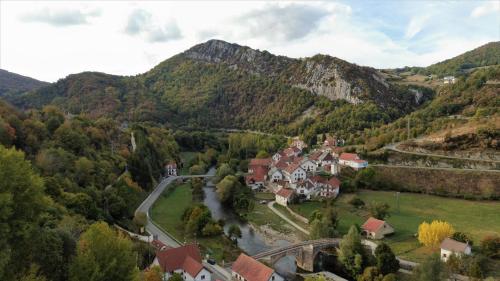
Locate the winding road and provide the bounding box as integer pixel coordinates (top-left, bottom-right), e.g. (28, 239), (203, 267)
(134, 168), (232, 281)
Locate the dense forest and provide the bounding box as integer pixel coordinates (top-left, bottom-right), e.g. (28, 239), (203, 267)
(0, 101), (179, 280)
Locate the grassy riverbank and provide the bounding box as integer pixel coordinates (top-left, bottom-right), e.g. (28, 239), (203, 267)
(150, 182), (241, 262)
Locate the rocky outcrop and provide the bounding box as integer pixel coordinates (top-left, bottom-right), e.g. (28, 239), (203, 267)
(183, 39), (407, 107)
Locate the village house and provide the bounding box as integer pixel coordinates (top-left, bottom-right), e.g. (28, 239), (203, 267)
(151, 239), (170, 251)
(248, 158), (272, 173)
(299, 158), (317, 173)
(310, 151), (335, 167)
(245, 165), (268, 190)
(267, 167), (283, 182)
(283, 146), (302, 157)
(361, 217), (394, 239)
(309, 175), (341, 199)
(440, 238), (472, 262)
(165, 161), (178, 176)
(330, 160), (340, 175)
(232, 253), (284, 281)
(153, 244), (211, 281)
(275, 188), (295, 206)
(294, 179), (316, 199)
(282, 162), (306, 183)
(272, 151), (285, 162)
(339, 153), (368, 170)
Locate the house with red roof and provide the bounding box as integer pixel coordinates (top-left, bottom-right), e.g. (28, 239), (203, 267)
(283, 146), (302, 157)
(309, 175), (341, 199)
(282, 162), (306, 183)
(165, 161), (178, 176)
(272, 151), (286, 162)
(294, 179), (316, 199)
(276, 188), (295, 206)
(245, 165), (268, 190)
(339, 153), (368, 170)
(361, 217), (394, 239)
(232, 253), (283, 281)
(248, 158), (272, 173)
(152, 244), (210, 281)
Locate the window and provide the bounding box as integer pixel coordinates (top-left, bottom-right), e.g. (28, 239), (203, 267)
(201, 275), (205, 280)
(272, 276), (275, 281)
(443, 254), (447, 258)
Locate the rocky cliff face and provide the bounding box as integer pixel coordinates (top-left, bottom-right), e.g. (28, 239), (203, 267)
(183, 39), (399, 106)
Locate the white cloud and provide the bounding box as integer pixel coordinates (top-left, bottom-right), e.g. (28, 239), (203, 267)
(405, 14), (431, 39)
(1, 1), (498, 82)
(20, 7), (100, 26)
(124, 9), (181, 43)
(471, 1), (500, 18)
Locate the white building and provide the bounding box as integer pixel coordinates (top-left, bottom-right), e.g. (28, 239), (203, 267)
(267, 167), (283, 182)
(440, 238), (472, 262)
(339, 153), (368, 170)
(283, 163), (306, 183)
(300, 159), (317, 173)
(294, 179), (317, 199)
(232, 253), (284, 281)
(275, 188), (295, 206)
(165, 161), (178, 176)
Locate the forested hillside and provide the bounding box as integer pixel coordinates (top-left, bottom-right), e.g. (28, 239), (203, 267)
(0, 69), (48, 96)
(0, 101), (179, 280)
(7, 40), (433, 144)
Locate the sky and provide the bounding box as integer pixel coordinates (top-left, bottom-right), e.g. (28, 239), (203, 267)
(1, 1), (499, 82)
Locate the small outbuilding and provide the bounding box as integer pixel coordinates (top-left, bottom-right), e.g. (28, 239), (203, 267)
(361, 217), (394, 239)
(440, 238), (471, 261)
(275, 188), (295, 206)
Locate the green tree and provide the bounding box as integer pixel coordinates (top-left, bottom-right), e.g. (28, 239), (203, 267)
(216, 175), (239, 204)
(357, 266), (383, 281)
(255, 150), (270, 159)
(451, 232), (473, 245)
(412, 254), (447, 281)
(143, 266), (162, 281)
(69, 222), (139, 281)
(338, 226), (365, 278)
(228, 224), (242, 242)
(168, 273), (183, 281)
(368, 202), (390, 220)
(215, 163), (233, 184)
(374, 243), (399, 275)
(0, 146), (48, 280)
(480, 235), (499, 258)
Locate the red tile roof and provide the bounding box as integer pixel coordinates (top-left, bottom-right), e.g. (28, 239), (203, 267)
(327, 177), (341, 187)
(440, 238), (469, 253)
(232, 254), (274, 281)
(156, 244), (203, 276)
(340, 153), (360, 161)
(284, 162), (303, 174)
(309, 151), (323, 161)
(249, 158), (272, 167)
(182, 256), (204, 277)
(246, 166), (268, 182)
(165, 161), (177, 168)
(276, 188), (294, 199)
(361, 217), (386, 233)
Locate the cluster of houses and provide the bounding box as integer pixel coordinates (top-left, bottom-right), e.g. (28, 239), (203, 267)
(150, 241), (283, 281)
(245, 136), (368, 206)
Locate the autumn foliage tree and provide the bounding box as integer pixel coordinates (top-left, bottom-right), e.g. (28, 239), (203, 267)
(418, 220), (455, 247)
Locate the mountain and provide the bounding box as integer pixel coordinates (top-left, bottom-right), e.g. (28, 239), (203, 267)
(0, 69), (49, 95)
(7, 40), (432, 138)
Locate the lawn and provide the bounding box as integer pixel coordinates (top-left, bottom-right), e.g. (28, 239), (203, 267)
(150, 182), (240, 262)
(289, 190), (500, 262)
(254, 192), (276, 200)
(246, 200), (293, 235)
(179, 151), (198, 175)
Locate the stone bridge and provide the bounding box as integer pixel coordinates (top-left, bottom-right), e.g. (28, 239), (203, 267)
(252, 239), (341, 272)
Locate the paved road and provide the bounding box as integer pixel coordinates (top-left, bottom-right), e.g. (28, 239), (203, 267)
(267, 201), (310, 235)
(134, 168), (231, 281)
(385, 142), (500, 164)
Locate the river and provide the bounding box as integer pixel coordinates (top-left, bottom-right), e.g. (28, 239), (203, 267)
(202, 185), (298, 278)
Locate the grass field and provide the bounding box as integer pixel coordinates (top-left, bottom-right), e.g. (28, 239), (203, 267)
(289, 190), (500, 262)
(246, 200), (293, 234)
(179, 151), (198, 175)
(150, 183), (240, 262)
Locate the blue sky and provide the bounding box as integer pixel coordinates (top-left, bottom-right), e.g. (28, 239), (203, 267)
(1, 1), (498, 82)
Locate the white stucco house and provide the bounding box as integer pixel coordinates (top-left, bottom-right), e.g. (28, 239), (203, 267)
(165, 161), (178, 176)
(361, 217), (394, 239)
(267, 167), (283, 182)
(275, 188), (295, 206)
(232, 253), (284, 281)
(339, 153), (368, 170)
(440, 238), (472, 262)
(300, 159), (317, 173)
(283, 163), (306, 183)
